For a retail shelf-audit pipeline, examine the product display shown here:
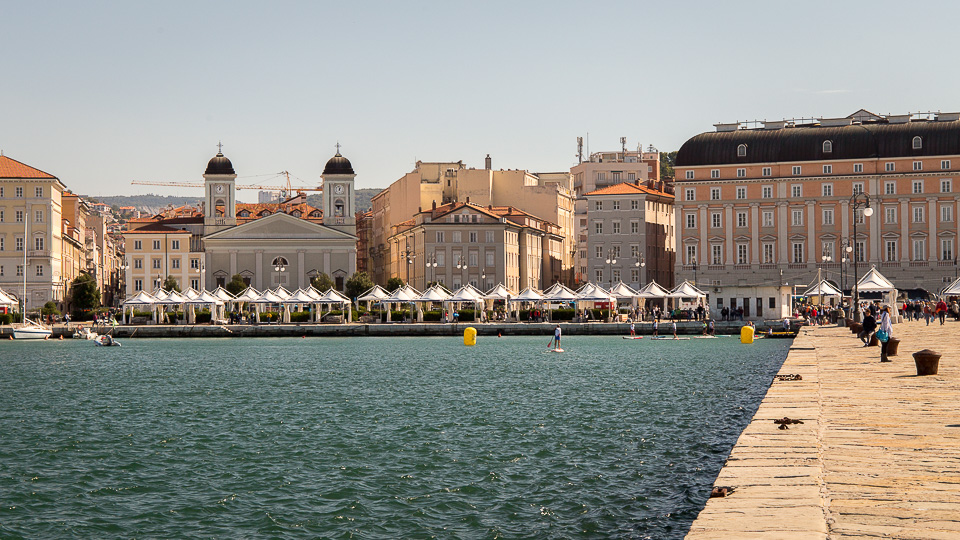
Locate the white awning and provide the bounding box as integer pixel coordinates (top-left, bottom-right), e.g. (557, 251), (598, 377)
(233, 287), (262, 303)
(482, 283), (515, 300)
(804, 279), (841, 297)
(608, 281), (639, 299)
(123, 290), (159, 306)
(635, 281), (670, 298)
(668, 280), (707, 298)
(357, 284), (390, 302)
(857, 266), (896, 292)
(543, 283), (579, 301)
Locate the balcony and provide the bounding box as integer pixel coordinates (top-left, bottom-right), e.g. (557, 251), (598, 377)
(788, 263), (808, 270)
(937, 260), (956, 267)
(334, 217), (345, 225)
(909, 261), (930, 268)
(27, 250), (50, 258)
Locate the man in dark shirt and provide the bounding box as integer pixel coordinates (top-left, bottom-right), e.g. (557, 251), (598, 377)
(859, 312), (877, 346)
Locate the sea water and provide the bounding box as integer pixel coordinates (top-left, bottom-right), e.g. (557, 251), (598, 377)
(0, 335), (788, 538)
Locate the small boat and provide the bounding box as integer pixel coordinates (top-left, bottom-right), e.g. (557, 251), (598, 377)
(13, 318), (52, 340)
(94, 335), (121, 347)
(73, 327), (97, 340)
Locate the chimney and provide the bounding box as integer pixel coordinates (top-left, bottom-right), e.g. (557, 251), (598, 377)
(466, 196), (470, 204)
(432, 200), (437, 210)
(484, 154), (492, 170)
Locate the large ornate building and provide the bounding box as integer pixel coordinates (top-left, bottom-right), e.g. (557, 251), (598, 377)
(673, 110), (960, 302)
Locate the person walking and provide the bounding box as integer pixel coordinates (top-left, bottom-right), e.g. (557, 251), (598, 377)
(878, 306), (894, 362)
(923, 302), (933, 326)
(937, 298), (948, 325)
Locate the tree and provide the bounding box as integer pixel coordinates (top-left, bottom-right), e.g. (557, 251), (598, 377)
(41, 301), (61, 316)
(311, 273), (334, 291)
(386, 277), (404, 291)
(345, 271), (374, 300)
(69, 273), (101, 312)
(163, 275), (181, 293)
(225, 274), (247, 296)
(659, 151), (678, 180)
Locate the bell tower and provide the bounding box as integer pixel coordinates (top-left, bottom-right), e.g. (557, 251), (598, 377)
(320, 144), (356, 235)
(203, 143), (237, 236)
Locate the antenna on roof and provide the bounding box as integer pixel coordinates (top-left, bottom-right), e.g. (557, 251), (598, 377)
(576, 137), (583, 164)
(620, 136), (627, 153)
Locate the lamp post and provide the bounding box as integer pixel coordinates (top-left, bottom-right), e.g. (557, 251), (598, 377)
(118, 262), (129, 304)
(405, 248), (414, 286)
(273, 258), (286, 288)
(425, 253), (438, 287)
(605, 249), (617, 288)
(691, 257), (698, 287)
(481, 270), (487, 291)
(456, 256), (466, 288)
(850, 192), (874, 322)
(635, 254), (646, 286)
(841, 239), (852, 308)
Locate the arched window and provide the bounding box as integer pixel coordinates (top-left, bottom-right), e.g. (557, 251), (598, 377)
(310, 211), (321, 218)
(291, 210), (302, 217)
(737, 144), (747, 157)
(239, 210), (250, 217)
(823, 140), (833, 153)
(913, 136), (922, 149)
(261, 210), (271, 217)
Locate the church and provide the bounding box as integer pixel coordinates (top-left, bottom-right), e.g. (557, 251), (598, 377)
(122, 146), (358, 296)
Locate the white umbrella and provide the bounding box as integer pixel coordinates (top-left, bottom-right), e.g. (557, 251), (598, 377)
(608, 281), (639, 300)
(233, 286), (261, 303)
(272, 286), (292, 301)
(211, 286), (235, 302)
(182, 288), (201, 301)
(483, 283), (515, 300)
(121, 290), (158, 324)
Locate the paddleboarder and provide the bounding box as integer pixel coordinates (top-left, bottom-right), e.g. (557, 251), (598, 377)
(552, 324), (562, 350)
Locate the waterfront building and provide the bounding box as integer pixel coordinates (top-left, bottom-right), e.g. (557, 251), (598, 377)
(582, 180), (676, 290)
(367, 156), (575, 287)
(571, 144), (660, 285)
(123, 224), (198, 293)
(674, 110), (960, 306)
(388, 201), (563, 292)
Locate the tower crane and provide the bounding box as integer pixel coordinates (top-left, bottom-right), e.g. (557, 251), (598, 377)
(131, 171), (322, 199)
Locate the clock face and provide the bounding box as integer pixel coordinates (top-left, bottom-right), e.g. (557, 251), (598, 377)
(215, 184), (224, 194)
(334, 184), (344, 194)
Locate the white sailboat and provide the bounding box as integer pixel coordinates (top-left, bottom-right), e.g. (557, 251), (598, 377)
(13, 212), (51, 340)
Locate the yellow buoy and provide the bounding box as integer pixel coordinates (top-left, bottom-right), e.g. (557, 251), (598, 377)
(463, 327), (477, 346)
(740, 325), (755, 344)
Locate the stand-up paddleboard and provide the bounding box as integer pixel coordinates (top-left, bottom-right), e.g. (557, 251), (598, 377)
(692, 335), (717, 339)
(622, 336), (644, 340)
(650, 336), (691, 341)
(547, 348), (565, 353)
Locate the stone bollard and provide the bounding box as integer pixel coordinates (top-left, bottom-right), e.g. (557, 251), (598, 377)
(912, 349), (941, 376)
(869, 333), (879, 347)
(850, 322), (862, 335)
(886, 337), (900, 357)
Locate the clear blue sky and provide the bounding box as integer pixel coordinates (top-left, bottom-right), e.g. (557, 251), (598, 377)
(2, 0), (958, 197)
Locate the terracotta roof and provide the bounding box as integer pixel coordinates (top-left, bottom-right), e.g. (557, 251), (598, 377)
(583, 181), (675, 198)
(0, 155), (57, 179)
(123, 223), (191, 234)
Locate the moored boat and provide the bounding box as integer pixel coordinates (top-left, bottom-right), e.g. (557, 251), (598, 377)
(13, 318), (53, 340)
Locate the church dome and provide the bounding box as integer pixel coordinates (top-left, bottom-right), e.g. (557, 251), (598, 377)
(323, 151), (354, 175)
(205, 152), (235, 175)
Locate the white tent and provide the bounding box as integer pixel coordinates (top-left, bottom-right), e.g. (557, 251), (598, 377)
(942, 277), (960, 296)
(211, 286), (235, 302)
(543, 283), (578, 301)
(121, 290), (158, 323)
(668, 280), (707, 299)
(855, 266), (899, 319)
(608, 281), (639, 300)
(576, 282), (616, 302)
(443, 285), (485, 322)
(182, 288), (201, 301)
(0, 288), (18, 308)
(804, 279), (842, 298)
(316, 288), (352, 323)
(357, 284), (390, 302)
(272, 286), (292, 301)
(234, 287), (261, 303)
(187, 291), (225, 324)
(513, 287), (544, 302)
(483, 283), (514, 300)
(635, 281), (670, 299)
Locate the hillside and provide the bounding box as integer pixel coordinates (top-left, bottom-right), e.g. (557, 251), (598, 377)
(87, 188), (383, 215)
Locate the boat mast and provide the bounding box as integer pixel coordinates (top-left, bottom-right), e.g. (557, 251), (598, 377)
(22, 211), (27, 319)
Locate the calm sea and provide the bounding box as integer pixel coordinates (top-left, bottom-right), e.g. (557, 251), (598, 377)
(0, 335), (788, 538)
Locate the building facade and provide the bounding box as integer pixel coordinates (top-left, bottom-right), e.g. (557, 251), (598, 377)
(674, 110), (960, 299)
(583, 180), (676, 290)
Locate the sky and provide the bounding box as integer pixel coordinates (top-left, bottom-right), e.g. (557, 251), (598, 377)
(3, 0), (959, 197)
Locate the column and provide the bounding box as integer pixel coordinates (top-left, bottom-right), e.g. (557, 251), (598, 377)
(928, 197), (938, 261)
(349, 247), (357, 275)
(807, 201), (816, 263)
(724, 204), (734, 264)
(229, 250), (237, 277)
(777, 203), (789, 263)
(750, 204), (760, 264)
(323, 252), (331, 275)
(698, 205), (708, 263)
(900, 200), (909, 262)
(840, 200), (850, 241)
(297, 250), (306, 289)
(255, 250), (263, 290)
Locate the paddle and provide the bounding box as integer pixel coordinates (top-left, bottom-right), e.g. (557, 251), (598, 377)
(547, 338), (554, 350)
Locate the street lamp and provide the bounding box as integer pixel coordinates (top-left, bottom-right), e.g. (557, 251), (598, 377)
(405, 248), (415, 286)
(605, 249), (618, 288)
(456, 255), (466, 288)
(850, 192), (874, 322)
(691, 257), (698, 287)
(273, 257), (287, 288)
(635, 254), (646, 286)
(841, 239), (852, 303)
(481, 270), (487, 291)
(425, 253), (438, 286)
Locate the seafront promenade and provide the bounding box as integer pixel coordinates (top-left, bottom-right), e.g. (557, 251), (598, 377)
(687, 322), (960, 539)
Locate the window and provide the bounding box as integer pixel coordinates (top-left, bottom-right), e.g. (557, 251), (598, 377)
(134, 240), (142, 250)
(855, 240), (865, 262)
(885, 181), (896, 195)
(737, 144), (747, 157)
(885, 207), (897, 224)
(612, 172), (621, 182)
(0, 238), (2, 251)
(942, 205), (953, 222)
(885, 240), (897, 262)
(769, 296), (776, 309)
(854, 208), (865, 224)
(152, 259), (161, 269)
(15, 187), (23, 197)
(594, 222), (603, 234)
(913, 180), (923, 194)
(685, 245), (697, 265)
(711, 169), (720, 179)
(34, 237), (43, 251)
(942, 160), (951, 170)
(791, 185), (801, 197)
(710, 188), (720, 200)
(913, 206), (925, 223)
(761, 186), (772, 198)
(171, 258), (180, 269)
(792, 166), (801, 175)
(631, 268), (639, 282)
(685, 213), (696, 229)
(595, 246), (603, 258)
(171, 240), (180, 250)
(630, 221), (639, 234)
(685, 170), (694, 180)
(16, 237), (23, 251)
(762, 167), (771, 177)
(737, 168), (746, 178)
(631, 200), (639, 210)
(630, 245), (640, 258)
(685, 188), (695, 201)
(612, 201), (620, 210)
(941, 179), (952, 193)
(486, 251), (494, 267)
(912, 239), (926, 261)
(190, 258), (199, 269)
(612, 222), (621, 234)
(15, 210), (23, 222)
(711, 244), (723, 265)
(597, 173), (606, 183)
(822, 184), (833, 196)
(885, 162), (895, 172)
(854, 163), (864, 173)
(191, 279), (199, 290)
(595, 201), (603, 211)
(35, 187), (42, 197)
(736, 212), (747, 227)
(913, 136), (922, 149)
(823, 165), (833, 174)
(852, 182), (863, 195)
(612, 269), (621, 282)
(485, 231), (494, 243)
(823, 140), (833, 153)
(16, 265), (22, 277)
(942, 239), (954, 261)
(469, 232), (478, 243)
(436, 252), (445, 267)
(0, 187), (3, 197)
(436, 231), (445, 243)
(452, 231), (462, 243)
(152, 240), (161, 250)
(134, 258), (142, 269)
(34, 210), (43, 223)
(822, 208), (834, 225)
(595, 269), (603, 283)
(822, 241), (835, 261)
(628, 172), (636, 182)
(737, 244), (748, 264)
(762, 243), (774, 264)
(0, 210), (3, 222)
(711, 212), (721, 228)
(791, 209), (803, 226)
(135, 279), (142, 292)
(762, 211), (774, 227)
(792, 242), (804, 263)
(468, 252), (478, 267)
(736, 186), (746, 199)
(35, 265), (42, 277)
(913, 161), (923, 171)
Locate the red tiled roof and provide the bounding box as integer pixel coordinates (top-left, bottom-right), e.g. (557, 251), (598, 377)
(123, 223), (191, 234)
(583, 181), (674, 198)
(0, 155), (57, 179)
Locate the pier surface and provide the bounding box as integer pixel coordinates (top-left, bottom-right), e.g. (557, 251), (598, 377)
(687, 323), (960, 539)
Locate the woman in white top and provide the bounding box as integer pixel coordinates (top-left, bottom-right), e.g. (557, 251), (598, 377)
(879, 305), (894, 363)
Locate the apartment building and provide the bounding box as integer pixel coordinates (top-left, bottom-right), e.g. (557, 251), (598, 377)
(674, 110), (960, 297)
(388, 201), (563, 292)
(368, 156), (575, 286)
(124, 224), (199, 294)
(583, 180), (676, 290)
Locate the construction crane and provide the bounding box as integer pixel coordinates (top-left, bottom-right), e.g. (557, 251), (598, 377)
(131, 171), (322, 200)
